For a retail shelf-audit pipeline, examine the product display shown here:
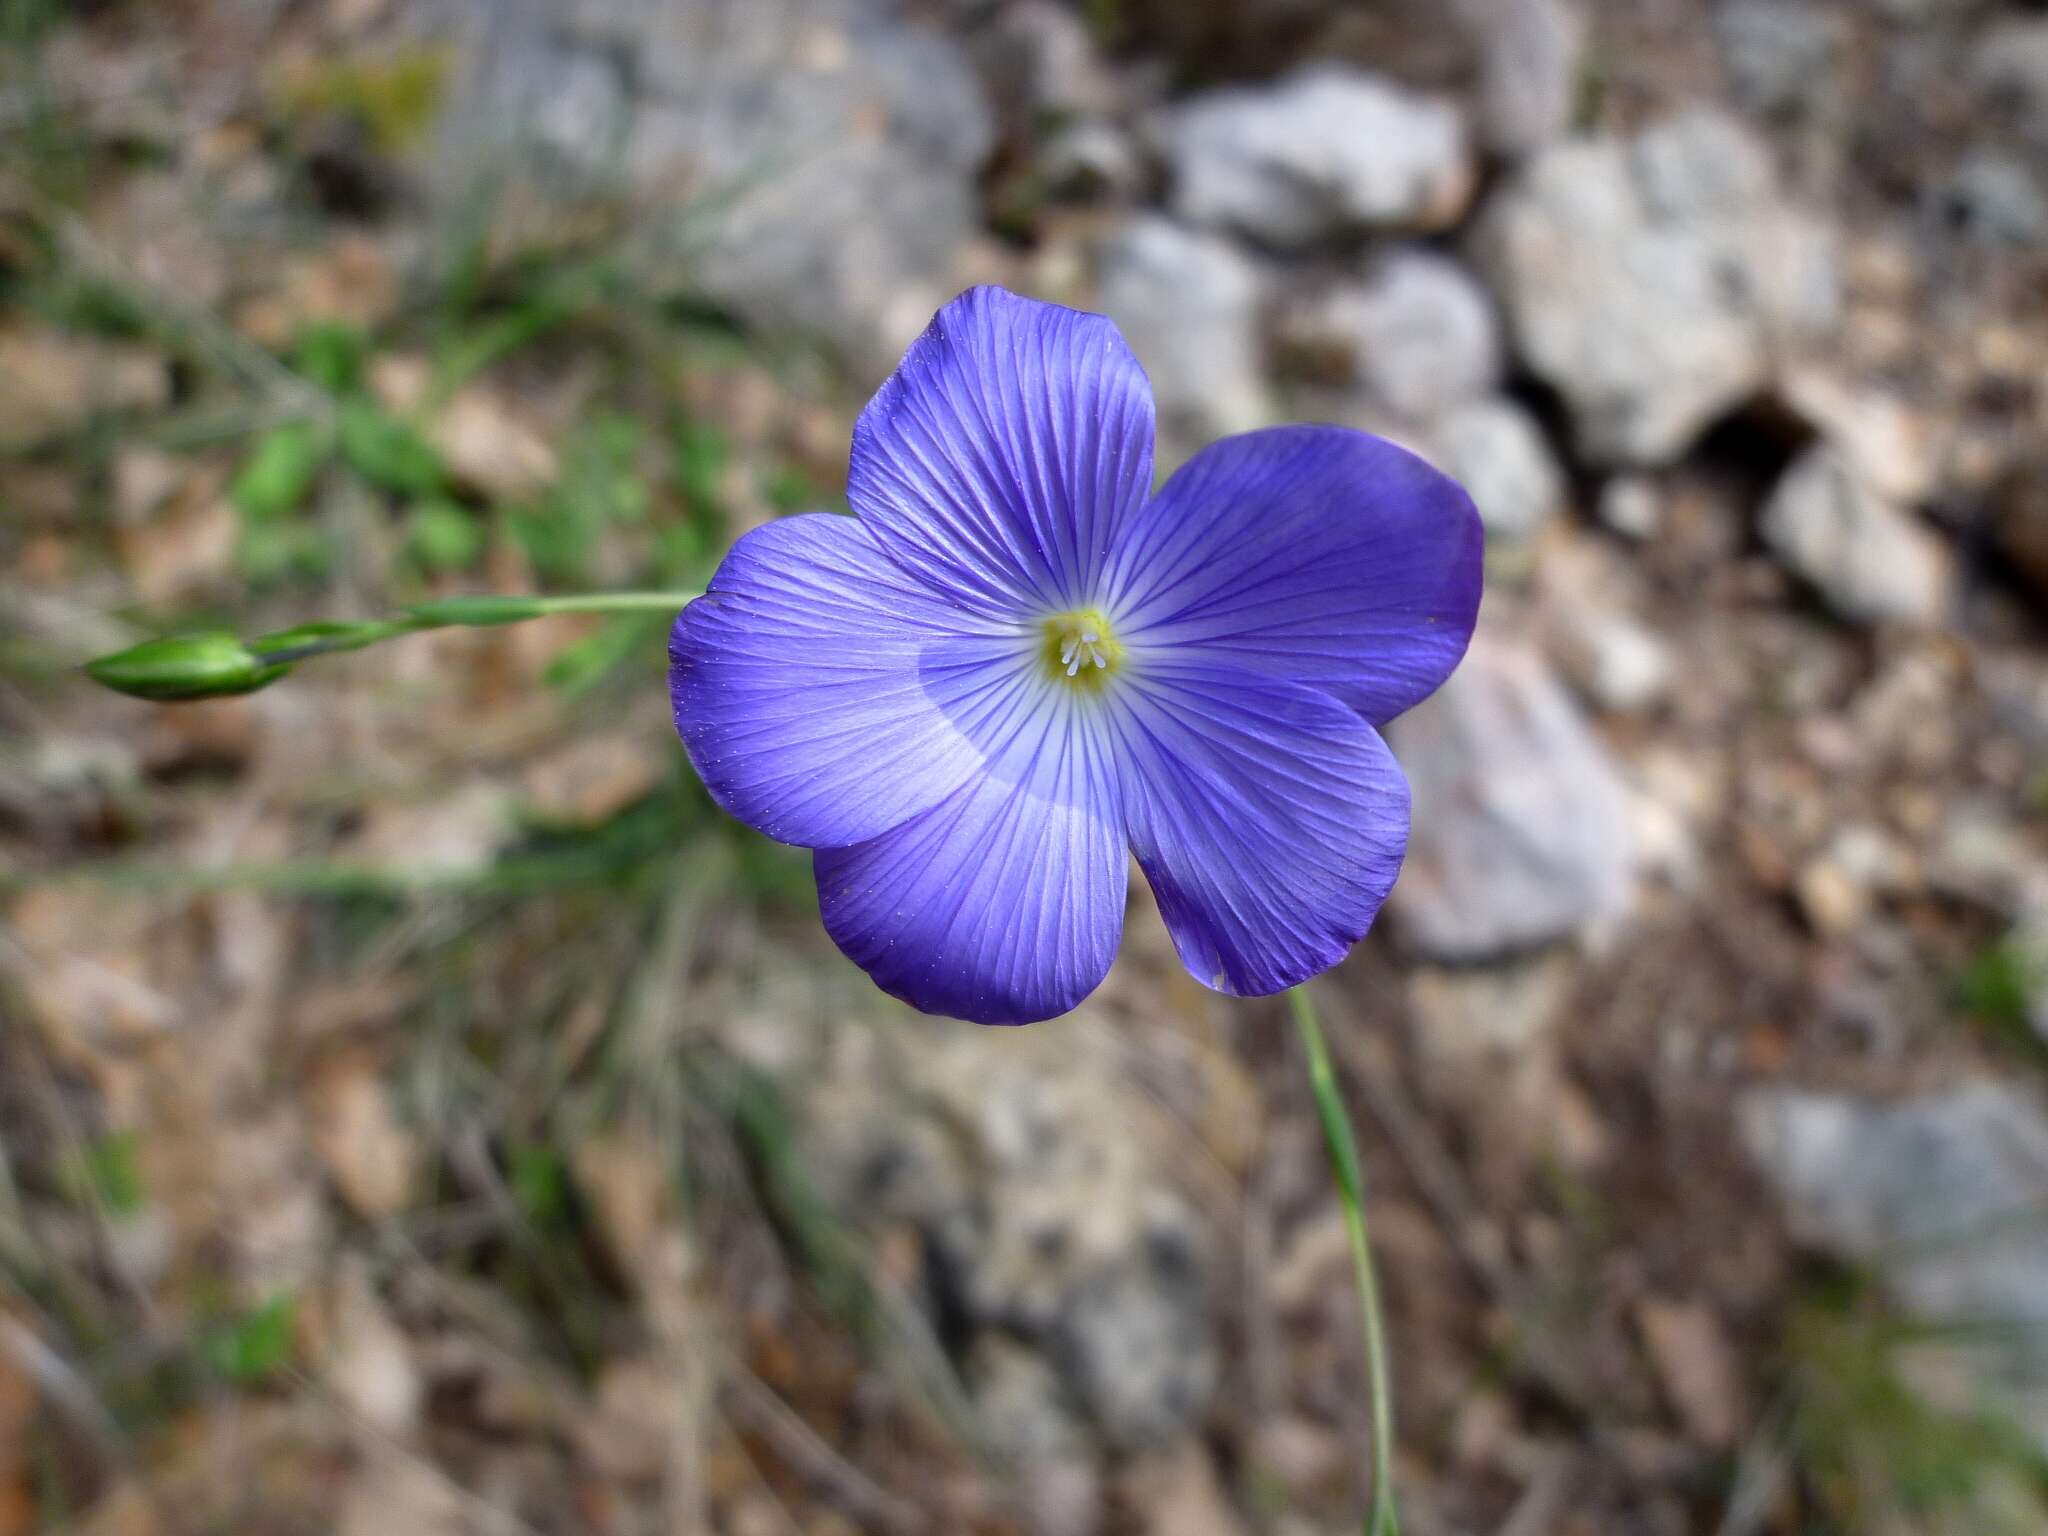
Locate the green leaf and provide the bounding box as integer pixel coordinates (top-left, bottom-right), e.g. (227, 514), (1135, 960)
(338, 397), (444, 496)
(291, 322), (369, 393)
(230, 421), (330, 521)
(203, 1293), (297, 1383)
(235, 521), (332, 585)
(1959, 943), (2035, 1031)
(63, 1131), (146, 1216)
(673, 420), (727, 511)
(761, 462), (822, 516)
(509, 1144), (571, 1231)
(541, 612), (659, 696)
(407, 498), (485, 571)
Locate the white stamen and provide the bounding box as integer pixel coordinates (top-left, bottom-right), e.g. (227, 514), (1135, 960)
(1050, 617), (1116, 682)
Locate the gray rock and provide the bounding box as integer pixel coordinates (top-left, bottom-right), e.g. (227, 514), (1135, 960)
(785, 1006), (1218, 1451)
(1162, 65), (1473, 247)
(1435, 397), (1566, 540)
(970, 1339), (1103, 1536)
(972, 1), (1117, 138)
(527, 49), (631, 181)
(1039, 120), (1143, 203)
(1938, 150), (2048, 248)
(1280, 251), (1501, 423)
(1389, 636), (1636, 959)
(1096, 217), (1269, 443)
(1477, 109), (1838, 466)
(1742, 1084), (2048, 1317)
(1741, 1083), (2048, 1449)
(427, 0), (992, 373)
(1759, 448), (1951, 626)
(1455, 0), (1586, 156)
(1715, 2), (1845, 116)
(1975, 19), (2048, 147)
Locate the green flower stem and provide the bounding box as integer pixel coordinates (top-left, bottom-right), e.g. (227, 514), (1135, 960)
(1288, 983), (1401, 1536)
(85, 592), (699, 701)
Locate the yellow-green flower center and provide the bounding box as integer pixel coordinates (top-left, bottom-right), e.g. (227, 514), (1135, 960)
(1040, 608), (1123, 690)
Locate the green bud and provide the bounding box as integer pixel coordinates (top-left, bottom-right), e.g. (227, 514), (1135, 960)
(85, 631), (291, 702)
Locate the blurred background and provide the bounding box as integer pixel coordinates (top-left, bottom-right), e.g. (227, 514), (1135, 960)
(3, 0), (2047, 1531)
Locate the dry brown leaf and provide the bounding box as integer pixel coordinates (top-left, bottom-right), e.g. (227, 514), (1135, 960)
(304, 1045), (417, 1221)
(576, 1357), (688, 1484)
(114, 465), (237, 609)
(572, 1131), (671, 1278)
(367, 353), (429, 415)
(305, 1261), (420, 1435)
(432, 387), (559, 503)
(0, 1327), (35, 1536)
(0, 329), (170, 452)
(233, 234), (397, 347)
(1636, 1297), (1744, 1451)
(334, 1455), (462, 1536)
(521, 732), (664, 827)
(110, 448), (187, 526)
(1117, 1444), (1245, 1536)
(7, 887), (180, 1068)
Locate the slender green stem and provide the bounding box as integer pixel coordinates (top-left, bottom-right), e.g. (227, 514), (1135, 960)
(1288, 984), (1401, 1536)
(85, 591), (700, 701)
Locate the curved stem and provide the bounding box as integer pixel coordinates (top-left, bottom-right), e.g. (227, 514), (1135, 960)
(1288, 983), (1401, 1536)
(87, 591), (701, 701)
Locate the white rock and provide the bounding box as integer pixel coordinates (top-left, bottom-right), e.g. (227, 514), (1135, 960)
(1389, 636), (1636, 959)
(1096, 216), (1269, 442)
(1759, 447), (1951, 626)
(1284, 251), (1501, 423)
(1455, 0), (1586, 156)
(1741, 1083), (2048, 1450)
(1163, 65), (1473, 246)
(1781, 370), (1945, 504)
(1552, 608), (1673, 712)
(1436, 397), (1566, 540)
(1478, 109), (1837, 466)
(1598, 475), (1663, 540)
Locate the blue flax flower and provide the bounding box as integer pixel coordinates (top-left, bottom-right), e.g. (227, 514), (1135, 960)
(671, 287), (1481, 1024)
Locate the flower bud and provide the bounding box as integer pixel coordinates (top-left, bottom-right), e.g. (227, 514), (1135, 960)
(85, 632), (291, 701)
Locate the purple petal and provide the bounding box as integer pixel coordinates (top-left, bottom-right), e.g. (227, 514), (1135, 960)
(1111, 661), (1409, 996)
(815, 693), (1126, 1025)
(849, 286), (1156, 619)
(670, 513), (1008, 848)
(1104, 425), (1482, 727)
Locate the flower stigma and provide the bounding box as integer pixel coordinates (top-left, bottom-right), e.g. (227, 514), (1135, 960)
(1040, 607), (1124, 690)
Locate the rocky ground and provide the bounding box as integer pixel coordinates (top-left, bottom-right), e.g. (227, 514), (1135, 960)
(3, 0), (2048, 1533)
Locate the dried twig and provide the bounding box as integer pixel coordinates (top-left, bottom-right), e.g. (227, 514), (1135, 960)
(723, 1366), (931, 1536)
